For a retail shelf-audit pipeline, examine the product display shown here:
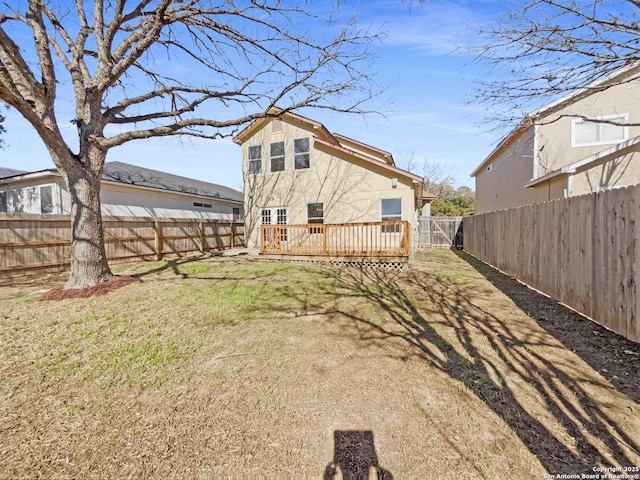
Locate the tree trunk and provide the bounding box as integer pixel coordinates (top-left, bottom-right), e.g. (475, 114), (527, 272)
(63, 158), (115, 289)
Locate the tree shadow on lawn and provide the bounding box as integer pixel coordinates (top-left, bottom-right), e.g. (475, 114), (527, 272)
(128, 252), (224, 279)
(319, 256), (640, 475)
(453, 249), (640, 404)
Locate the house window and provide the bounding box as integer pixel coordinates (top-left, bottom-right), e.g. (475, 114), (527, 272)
(261, 208), (271, 225)
(270, 141), (285, 172)
(307, 203), (324, 223)
(294, 138), (310, 169)
(40, 185), (53, 214)
(571, 114), (628, 147)
(381, 198), (401, 233)
(261, 207), (288, 226)
(0, 191), (6, 213)
(233, 207), (243, 220)
(248, 145), (262, 174)
(276, 207), (287, 227)
(307, 202), (323, 233)
(193, 202), (212, 208)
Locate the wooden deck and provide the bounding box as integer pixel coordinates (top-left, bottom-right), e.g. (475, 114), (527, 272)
(260, 221), (410, 261)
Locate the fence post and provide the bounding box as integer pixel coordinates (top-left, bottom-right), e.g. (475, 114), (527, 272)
(198, 221), (205, 253)
(403, 221), (410, 255)
(154, 220), (162, 260)
(231, 222), (236, 248)
(322, 225), (327, 254)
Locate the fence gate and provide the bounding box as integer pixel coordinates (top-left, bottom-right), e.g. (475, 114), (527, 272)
(418, 216), (463, 248)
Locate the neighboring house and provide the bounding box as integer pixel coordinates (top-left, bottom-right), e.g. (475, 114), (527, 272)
(471, 65), (640, 214)
(233, 108), (429, 249)
(0, 161), (243, 220)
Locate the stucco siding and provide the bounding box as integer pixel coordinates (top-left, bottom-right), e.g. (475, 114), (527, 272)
(569, 152), (640, 195)
(538, 83), (640, 175)
(241, 117), (417, 248)
(475, 127), (537, 213)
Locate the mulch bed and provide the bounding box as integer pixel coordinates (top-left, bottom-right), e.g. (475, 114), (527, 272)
(39, 276), (138, 301)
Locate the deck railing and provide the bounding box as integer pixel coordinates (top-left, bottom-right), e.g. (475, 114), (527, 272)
(260, 221), (410, 257)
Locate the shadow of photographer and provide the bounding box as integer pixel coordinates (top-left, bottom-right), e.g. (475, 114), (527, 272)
(324, 430), (392, 480)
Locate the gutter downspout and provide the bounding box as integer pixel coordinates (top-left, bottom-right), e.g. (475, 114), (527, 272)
(567, 175), (574, 198)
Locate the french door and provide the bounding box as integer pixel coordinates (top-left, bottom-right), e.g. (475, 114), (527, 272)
(261, 207), (288, 245)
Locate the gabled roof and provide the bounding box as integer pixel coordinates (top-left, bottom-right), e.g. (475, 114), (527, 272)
(233, 108), (418, 182)
(233, 107), (339, 146)
(0, 167), (28, 178)
(0, 162), (243, 203)
(471, 63), (640, 178)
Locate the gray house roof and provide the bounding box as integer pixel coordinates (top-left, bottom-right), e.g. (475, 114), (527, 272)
(0, 167), (28, 178)
(0, 161), (242, 204)
(102, 161), (242, 203)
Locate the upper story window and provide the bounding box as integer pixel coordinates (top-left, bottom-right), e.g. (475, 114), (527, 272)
(571, 114), (628, 147)
(270, 141), (285, 172)
(248, 145), (262, 174)
(294, 138), (310, 169)
(233, 207), (243, 220)
(40, 185), (54, 214)
(0, 191), (6, 213)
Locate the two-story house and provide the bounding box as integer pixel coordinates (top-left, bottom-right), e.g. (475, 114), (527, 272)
(471, 64), (640, 214)
(233, 108), (429, 253)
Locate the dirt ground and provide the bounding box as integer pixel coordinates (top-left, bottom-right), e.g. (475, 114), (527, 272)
(0, 249), (638, 478)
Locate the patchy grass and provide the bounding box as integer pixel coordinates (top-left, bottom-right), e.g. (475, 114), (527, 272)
(0, 250), (638, 478)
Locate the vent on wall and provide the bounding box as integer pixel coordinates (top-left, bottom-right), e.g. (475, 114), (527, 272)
(272, 119), (283, 133)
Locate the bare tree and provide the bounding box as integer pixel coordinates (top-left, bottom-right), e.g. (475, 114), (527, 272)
(397, 151), (457, 198)
(471, 0), (640, 125)
(0, 0), (379, 288)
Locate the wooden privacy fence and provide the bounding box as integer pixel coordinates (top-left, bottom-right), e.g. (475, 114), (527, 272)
(463, 185), (639, 343)
(0, 214), (245, 277)
(418, 216), (464, 248)
(260, 221), (410, 259)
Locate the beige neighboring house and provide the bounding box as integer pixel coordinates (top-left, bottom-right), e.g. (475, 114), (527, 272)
(0, 161), (243, 220)
(471, 65), (640, 214)
(233, 109), (430, 250)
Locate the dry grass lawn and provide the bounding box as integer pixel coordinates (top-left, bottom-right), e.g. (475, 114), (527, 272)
(1, 249), (639, 478)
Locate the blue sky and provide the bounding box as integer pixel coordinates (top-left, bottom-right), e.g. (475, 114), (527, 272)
(0, 0), (516, 190)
